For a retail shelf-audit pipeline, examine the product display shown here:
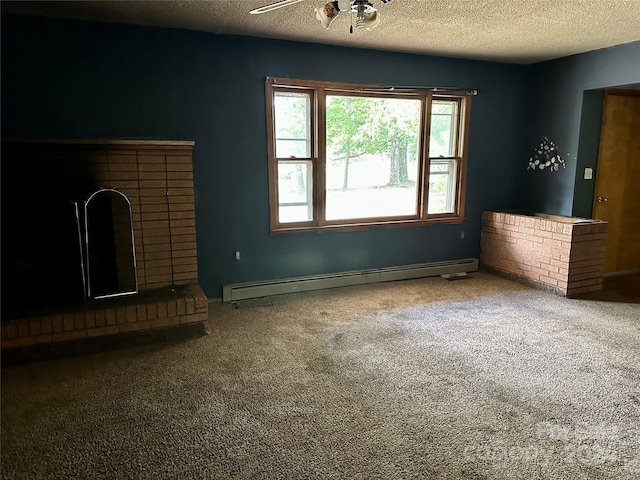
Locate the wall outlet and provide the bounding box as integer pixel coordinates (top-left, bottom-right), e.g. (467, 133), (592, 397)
(235, 251), (241, 261)
(584, 167), (593, 180)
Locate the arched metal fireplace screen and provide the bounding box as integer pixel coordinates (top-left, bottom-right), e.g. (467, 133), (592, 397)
(84, 188), (137, 299)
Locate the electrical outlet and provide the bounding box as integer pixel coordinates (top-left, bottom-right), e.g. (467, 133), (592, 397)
(584, 168), (593, 180)
(235, 251), (241, 261)
(460, 231), (465, 239)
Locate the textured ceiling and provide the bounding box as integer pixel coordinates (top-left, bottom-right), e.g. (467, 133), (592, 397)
(3, 0), (640, 63)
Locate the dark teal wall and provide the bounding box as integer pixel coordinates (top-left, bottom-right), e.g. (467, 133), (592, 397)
(573, 89), (605, 218)
(520, 41), (640, 216)
(0, 14), (530, 298)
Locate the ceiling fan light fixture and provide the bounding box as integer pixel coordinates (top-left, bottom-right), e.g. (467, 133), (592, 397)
(315, 1), (341, 29)
(252, 0), (386, 31)
(356, 7), (380, 30)
(349, 1), (380, 30)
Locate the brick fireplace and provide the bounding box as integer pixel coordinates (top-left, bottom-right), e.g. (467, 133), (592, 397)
(1, 139), (207, 351)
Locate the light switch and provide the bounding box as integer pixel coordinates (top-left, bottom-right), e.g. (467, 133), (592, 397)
(584, 168), (593, 180)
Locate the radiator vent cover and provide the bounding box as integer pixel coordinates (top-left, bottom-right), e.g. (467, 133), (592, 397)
(222, 258), (478, 302)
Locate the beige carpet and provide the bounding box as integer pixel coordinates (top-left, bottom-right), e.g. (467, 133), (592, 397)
(2, 271), (639, 479)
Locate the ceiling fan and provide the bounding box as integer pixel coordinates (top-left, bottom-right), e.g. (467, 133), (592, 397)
(250, 0), (393, 31)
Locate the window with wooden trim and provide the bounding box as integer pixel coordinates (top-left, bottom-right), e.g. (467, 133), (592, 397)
(266, 77), (472, 233)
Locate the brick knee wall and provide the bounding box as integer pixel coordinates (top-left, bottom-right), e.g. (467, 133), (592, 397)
(481, 211), (607, 297)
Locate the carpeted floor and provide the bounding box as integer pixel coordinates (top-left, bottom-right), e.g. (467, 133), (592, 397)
(2, 271), (639, 479)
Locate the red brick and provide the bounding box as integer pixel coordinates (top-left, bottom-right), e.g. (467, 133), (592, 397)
(166, 163), (192, 172)
(551, 233), (571, 242)
(572, 234), (594, 242)
(95, 310), (107, 327)
(104, 309), (116, 326)
(177, 299), (187, 316)
(166, 153), (193, 162)
(87, 325), (120, 338)
(6, 322), (19, 339)
(136, 154), (165, 163)
(536, 229), (554, 238)
(542, 237), (564, 247)
(167, 170), (193, 180)
(169, 227), (195, 236)
(157, 302), (168, 318)
(136, 304), (147, 321)
(151, 317), (181, 329)
(29, 319), (42, 336)
(539, 276), (558, 286)
(74, 313), (85, 330)
(85, 313), (96, 329)
(119, 321), (151, 333)
(167, 301), (177, 317)
(52, 316), (64, 333)
(186, 298), (195, 315)
(126, 305), (137, 323)
(195, 295), (208, 309)
(52, 330), (87, 342)
(567, 284), (602, 296)
(172, 249), (197, 259)
(2, 336), (36, 349)
(181, 312), (208, 324)
(167, 204), (194, 213)
(174, 264), (197, 274)
(18, 319), (29, 337)
(548, 270), (568, 281)
(147, 303), (158, 320)
(116, 307), (128, 324)
(62, 314), (74, 332)
(573, 278), (598, 288)
(570, 265), (604, 276)
(138, 171), (167, 181)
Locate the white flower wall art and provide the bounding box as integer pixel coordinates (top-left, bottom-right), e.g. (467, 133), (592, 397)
(527, 137), (567, 172)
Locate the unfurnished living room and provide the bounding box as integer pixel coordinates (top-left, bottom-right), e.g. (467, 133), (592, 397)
(1, 1), (639, 479)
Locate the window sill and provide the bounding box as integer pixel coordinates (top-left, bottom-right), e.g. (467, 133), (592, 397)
(271, 216), (465, 234)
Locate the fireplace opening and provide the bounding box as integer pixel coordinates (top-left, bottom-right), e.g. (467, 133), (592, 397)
(84, 189), (137, 299)
(1, 187), (138, 319)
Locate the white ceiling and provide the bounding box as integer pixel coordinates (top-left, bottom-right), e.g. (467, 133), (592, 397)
(4, 0), (640, 64)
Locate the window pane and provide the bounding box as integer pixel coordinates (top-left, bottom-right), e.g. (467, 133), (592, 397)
(325, 95), (421, 220)
(274, 91), (311, 158)
(427, 159), (457, 214)
(278, 161), (312, 223)
(429, 100), (457, 157)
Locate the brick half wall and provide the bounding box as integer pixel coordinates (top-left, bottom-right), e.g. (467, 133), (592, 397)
(481, 211), (607, 297)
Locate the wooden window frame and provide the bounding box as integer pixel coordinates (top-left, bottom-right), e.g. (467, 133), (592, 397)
(266, 77), (472, 233)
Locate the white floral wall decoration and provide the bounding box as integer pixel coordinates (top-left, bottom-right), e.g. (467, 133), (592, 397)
(527, 137), (566, 172)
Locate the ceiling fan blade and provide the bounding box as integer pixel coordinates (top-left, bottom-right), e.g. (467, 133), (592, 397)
(249, 0), (306, 15)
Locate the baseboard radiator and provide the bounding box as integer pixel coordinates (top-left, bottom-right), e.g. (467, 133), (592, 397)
(222, 258), (479, 302)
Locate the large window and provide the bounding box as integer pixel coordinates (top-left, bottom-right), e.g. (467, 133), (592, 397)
(266, 78), (472, 232)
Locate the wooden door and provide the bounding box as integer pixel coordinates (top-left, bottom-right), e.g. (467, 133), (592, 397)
(593, 90), (640, 274)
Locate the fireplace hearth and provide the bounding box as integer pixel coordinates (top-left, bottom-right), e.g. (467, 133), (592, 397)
(1, 139), (207, 351)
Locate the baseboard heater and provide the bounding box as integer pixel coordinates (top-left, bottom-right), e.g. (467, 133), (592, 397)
(222, 258), (478, 302)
